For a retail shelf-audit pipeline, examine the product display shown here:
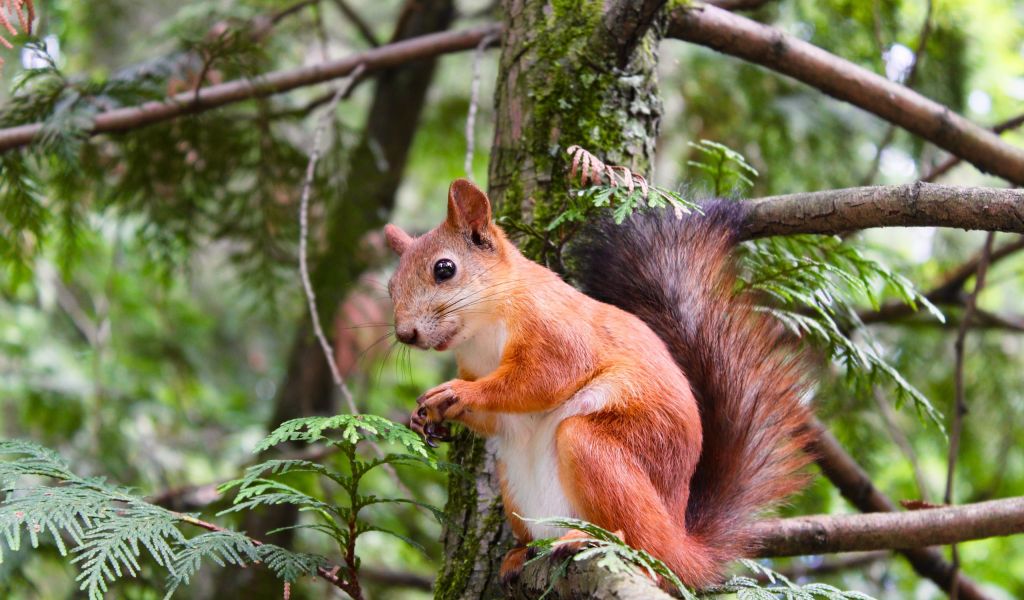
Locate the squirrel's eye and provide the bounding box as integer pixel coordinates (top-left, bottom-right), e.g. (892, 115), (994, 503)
(433, 259), (456, 282)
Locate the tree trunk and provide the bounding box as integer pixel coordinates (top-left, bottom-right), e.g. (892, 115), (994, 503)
(435, 1), (666, 598)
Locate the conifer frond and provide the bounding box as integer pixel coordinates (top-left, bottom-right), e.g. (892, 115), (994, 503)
(253, 413), (432, 461)
(0, 439), (334, 598)
(0, 0), (33, 67)
(0, 441), (186, 599)
(707, 560), (878, 600)
(164, 530), (260, 597)
(739, 235), (946, 430)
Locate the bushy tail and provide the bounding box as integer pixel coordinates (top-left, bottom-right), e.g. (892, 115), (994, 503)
(571, 202), (814, 573)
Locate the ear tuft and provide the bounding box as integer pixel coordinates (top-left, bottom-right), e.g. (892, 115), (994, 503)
(384, 224), (413, 256)
(446, 178), (493, 246)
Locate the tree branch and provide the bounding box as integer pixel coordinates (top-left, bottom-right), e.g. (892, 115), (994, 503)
(0, 24), (500, 153)
(858, 236), (1024, 326)
(923, 112), (1024, 182)
(808, 420), (992, 600)
(330, 0), (381, 47)
(507, 493), (1024, 600)
(944, 232), (996, 598)
(737, 183), (1024, 239)
(666, 4), (1024, 186)
(752, 496), (1024, 557)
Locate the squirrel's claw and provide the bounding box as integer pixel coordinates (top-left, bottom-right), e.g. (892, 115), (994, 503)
(410, 384), (459, 446)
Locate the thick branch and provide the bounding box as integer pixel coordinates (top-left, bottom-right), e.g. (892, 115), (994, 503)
(752, 497), (1024, 557)
(0, 24), (499, 153)
(666, 4), (1024, 186)
(510, 553), (675, 600)
(808, 420), (992, 600)
(508, 494), (1024, 599)
(737, 183), (1024, 239)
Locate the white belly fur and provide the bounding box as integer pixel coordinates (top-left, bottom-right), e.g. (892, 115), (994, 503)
(454, 319), (609, 540)
(497, 384), (609, 539)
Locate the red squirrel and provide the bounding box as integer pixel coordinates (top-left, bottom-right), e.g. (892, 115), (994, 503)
(384, 178), (813, 588)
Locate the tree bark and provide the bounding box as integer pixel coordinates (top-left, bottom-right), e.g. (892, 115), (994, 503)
(436, 1), (667, 598)
(738, 183), (1024, 239)
(752, 496), (1024, 557)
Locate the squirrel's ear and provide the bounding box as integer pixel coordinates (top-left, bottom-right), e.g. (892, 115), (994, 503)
(384, 224), (413, 256)
(446, 178), (494, 247)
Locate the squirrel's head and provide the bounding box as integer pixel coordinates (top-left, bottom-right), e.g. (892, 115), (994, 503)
(384, 179), (510, 351)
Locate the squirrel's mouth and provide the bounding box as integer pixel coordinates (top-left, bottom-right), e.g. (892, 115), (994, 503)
(432, 330), (457, 351)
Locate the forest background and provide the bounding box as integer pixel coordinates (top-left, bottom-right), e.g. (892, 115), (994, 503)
(1, 0), (1023, 599)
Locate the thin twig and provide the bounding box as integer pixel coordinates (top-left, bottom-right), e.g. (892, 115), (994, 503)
(463, 32), (498, 177)
(858, 235), (1024, 326)
(859, 0), (933, 185)
(872, 387), (931, 501)
(944, 231), (996, 600)
(295, 63), (431, 521)
(922, 113), (1024, 182)
(298, 65), (366, 415)
(331, 0), (381, 47)
(175, 512), (354, 594)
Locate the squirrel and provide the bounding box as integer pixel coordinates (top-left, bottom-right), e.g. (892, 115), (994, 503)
(383, 178), (814, 588)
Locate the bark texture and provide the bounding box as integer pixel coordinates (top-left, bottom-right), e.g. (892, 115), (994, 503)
(487, 0), (664, 265)
(738, 183), (1024, 239)
(752, 496), (1024, 557)
(510, 554), (675, 600)
(437, 1), (667, 598)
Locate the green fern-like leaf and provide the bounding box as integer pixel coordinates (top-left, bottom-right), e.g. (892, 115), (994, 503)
(524, 516), (695, 599)
(740, 235), (946, 431)
(164, 530), (260, 598)
(254, 414), (432, 462)
(0, 439), (336, 599)
(706, 560), (878, 599)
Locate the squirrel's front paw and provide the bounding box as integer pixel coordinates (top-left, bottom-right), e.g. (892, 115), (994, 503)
(410, 382), (464, 446)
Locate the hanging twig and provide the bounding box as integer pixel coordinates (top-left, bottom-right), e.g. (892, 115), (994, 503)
(331, 0), (381, 47)
(944, 231), (997, 599)
(463, 32), (498, 177)
(298, 64), (366, 415)
(295, 63), (431, 520)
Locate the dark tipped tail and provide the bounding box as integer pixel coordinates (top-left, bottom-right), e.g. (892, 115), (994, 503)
(570, 202), (814, 570)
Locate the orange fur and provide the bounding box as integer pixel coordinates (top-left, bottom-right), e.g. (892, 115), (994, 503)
(388, 179), (812, 588)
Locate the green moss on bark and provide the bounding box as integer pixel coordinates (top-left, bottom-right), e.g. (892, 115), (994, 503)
(490, 0), (662, 263)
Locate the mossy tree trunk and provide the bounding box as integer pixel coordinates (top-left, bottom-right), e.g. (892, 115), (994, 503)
(435, 1), (666, 598)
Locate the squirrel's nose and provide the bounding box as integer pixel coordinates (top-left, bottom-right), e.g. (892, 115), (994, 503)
(396, 326), (418, 345)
